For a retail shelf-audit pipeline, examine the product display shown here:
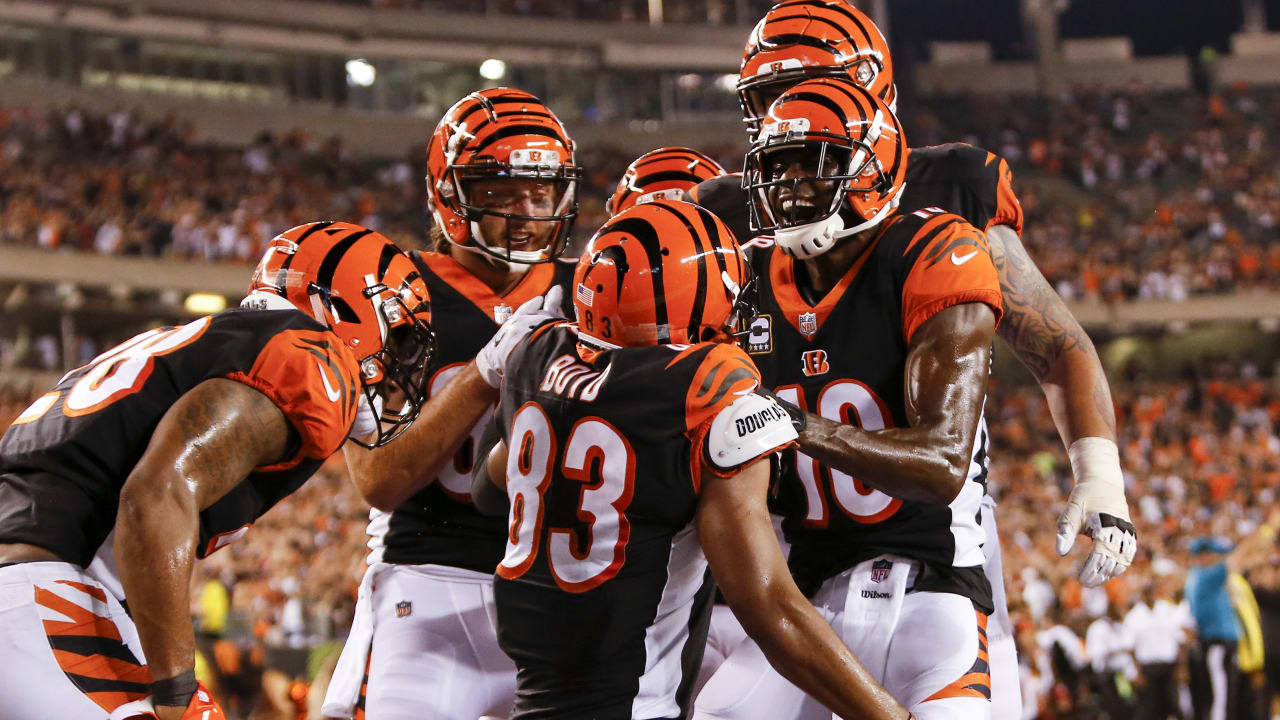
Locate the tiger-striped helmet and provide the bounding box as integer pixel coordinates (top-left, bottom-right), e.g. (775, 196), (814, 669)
(738, 0), (895, 137)
(743, 78), (907, 259)
(574, 200), (755, 349)
(247, 221), (434, 447)
(425, 87), (581, 265)
(606, 146), (728, 217)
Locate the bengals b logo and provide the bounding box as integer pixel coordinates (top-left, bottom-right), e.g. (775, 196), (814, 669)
(801, 350), (829, 377)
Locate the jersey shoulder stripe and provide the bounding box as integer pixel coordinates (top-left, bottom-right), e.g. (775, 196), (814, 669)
(883, 212), (1003, 343)
(225, 322), (361, 465)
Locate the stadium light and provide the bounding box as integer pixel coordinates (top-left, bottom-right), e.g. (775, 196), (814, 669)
(346, 59), (377, 87)
(479, 58), (506, 81)
(184, 293), (227, 315)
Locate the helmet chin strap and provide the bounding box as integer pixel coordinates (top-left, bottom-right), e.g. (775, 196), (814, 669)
(773, 183), (906, 260)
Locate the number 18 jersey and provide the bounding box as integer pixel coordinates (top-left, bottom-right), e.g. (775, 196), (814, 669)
(748, 209), (1003, 611)
(0, 309), (360, 587)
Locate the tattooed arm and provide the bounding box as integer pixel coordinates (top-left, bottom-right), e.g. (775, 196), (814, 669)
(986, 224), (1117, 444)
(115, 379), (295, 713)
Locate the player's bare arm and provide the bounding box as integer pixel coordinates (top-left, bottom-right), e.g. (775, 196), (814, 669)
(986, 224), (1136, 583)
(797, 302), (996, 505)
(114, 378), (295, 717)
(985, 224), (1116, 443)
(698, 457), (910, 720)
(469, 431), (510, 516)
(344, 361), (497, 511)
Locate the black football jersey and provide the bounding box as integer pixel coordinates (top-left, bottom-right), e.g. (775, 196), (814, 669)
(371, 250), (575, 572)
(493, 324), (789, 720)
(746, 209), (1003, 611)
(0, 309), (360, 578)
(687, 142), (1023, 244)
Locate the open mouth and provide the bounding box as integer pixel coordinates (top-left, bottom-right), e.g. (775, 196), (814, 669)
(776, 193), (824, 223)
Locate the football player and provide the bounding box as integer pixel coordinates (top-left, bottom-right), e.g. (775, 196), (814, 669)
(704, 79), (1004, 719)
(688, 2), (1137, 716)
(471, 199), (911, 720)
(606, 146), (727, 217)
(0, 222), (435, 720)
(322, 87), (579, 720)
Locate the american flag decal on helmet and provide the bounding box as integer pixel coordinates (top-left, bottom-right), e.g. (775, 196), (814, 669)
(576, 283), (594, 308)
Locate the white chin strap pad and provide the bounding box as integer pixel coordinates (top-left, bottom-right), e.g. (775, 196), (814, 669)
(773, 211), (846, 260)
(705, 392), (798, 471)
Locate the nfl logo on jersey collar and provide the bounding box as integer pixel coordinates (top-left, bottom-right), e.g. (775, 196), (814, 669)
(798, 312), (818, 339)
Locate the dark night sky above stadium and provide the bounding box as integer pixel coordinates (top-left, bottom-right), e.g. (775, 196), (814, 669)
(888, 0), (1280, 60)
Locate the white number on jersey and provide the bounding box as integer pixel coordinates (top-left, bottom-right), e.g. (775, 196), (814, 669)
(498, 403), (635, 592)
(776, 380), (902, 526)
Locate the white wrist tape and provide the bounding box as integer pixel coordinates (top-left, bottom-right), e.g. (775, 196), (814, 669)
(1066, 437), (1129, 520)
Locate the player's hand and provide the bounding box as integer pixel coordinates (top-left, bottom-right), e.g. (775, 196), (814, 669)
(109, 684), (226, 720)
(1057, 438), (1137, 587)
(475, 285), (565, 388)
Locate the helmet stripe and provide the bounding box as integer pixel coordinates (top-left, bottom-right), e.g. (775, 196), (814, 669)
(468, 124), (568, 158)
(274, 220), (334, 293)
(775, 90), (848, 125)
(375, 242), (400, 281)
(634, 169), (708, 187)
(747, 33), (844, 61)
(653, 202), (709, 338)
(603, 217), (669, 343)
(316, 229), (374, 290)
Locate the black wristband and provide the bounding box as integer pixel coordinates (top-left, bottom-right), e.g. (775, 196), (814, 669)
(151, 668), (198, 708)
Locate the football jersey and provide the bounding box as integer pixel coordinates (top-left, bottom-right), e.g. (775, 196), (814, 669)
(493, 324), (791, 720)
(687, 142), (1023, 243)
(746, 209), (1003, 612)
(369, 250), (575, 571)
(0, 309), (360, 583)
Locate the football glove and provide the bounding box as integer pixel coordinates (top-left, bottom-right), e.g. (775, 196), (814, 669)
(1056, 437), (1138, 587)
(475, 285), (565, 388)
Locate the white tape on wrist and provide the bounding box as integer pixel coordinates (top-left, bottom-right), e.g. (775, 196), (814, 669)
(1066, 436), (1129, 518)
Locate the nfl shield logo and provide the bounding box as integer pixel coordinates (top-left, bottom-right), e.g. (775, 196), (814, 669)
(395, 600), (412, 618)
(494, 304), (513, 324)
(870, 560), (892, 583)
(798, 312), (818, 338)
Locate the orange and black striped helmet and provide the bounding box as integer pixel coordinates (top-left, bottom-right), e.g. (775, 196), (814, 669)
(744, 78), (907, 259)
(606, 146), (728, 217)
(574, 200), (755, 349)
(247, 221), (434, 447)
(738, 0), (895, 137)
(425, 87), (581, 265)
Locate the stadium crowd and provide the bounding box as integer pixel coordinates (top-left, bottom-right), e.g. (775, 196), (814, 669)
(3, 85), (1280, 302)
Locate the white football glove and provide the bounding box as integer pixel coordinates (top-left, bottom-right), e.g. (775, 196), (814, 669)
(1056, 437), (1138, 587)
(475, 285), (565, 388)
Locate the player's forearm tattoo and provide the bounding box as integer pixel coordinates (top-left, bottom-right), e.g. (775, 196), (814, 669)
(987, 227), (1097, 381)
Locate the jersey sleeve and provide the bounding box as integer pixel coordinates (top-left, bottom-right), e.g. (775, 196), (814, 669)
(899, 216), (1004, 345)
(681, 343), (793, 485)
(988, 156), (1024, 235)
(225, 328), (362, 466)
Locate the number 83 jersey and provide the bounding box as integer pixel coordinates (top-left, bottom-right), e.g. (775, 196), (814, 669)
(748, 209), (1003, 611)
(493, 323), (794, 719)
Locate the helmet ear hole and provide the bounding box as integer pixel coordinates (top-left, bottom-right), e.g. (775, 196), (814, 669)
(700, 326), (717, 342)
